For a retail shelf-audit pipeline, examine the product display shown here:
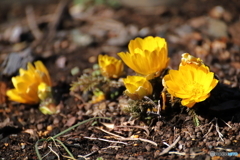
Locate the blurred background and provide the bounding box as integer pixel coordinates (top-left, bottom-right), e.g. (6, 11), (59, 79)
(0, 0), (240, 85)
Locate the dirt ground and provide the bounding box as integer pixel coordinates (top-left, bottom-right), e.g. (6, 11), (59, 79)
(1, 0), (240, 159)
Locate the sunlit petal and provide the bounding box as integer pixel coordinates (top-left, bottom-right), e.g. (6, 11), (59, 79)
(35, 61), (52, 86)
(6, 90), (28, 104)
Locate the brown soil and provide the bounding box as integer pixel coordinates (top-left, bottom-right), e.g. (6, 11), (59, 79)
(1, 0), (240, 160)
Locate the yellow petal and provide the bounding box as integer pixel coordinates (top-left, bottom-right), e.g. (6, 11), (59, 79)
(6, 90), (28, 104)
(27, 62), (36, 74)
(197, 93), (210, 102)
(35, 61), (52, 86)
(136, 86), (149, 99)
(181, 99), (196, 108)
(169, 70), (187, 85)
(125, 83), (137, 93)
(7, 89), (38, 104)
(124, 90), (138, 100)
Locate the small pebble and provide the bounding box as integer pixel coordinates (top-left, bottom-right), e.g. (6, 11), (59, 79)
(61, 40), (69, 49)
(66, 116), (76, 127)
(198, 141), (204, 147)
(156, 121), (163, 129)
(128, 157), (137, 160)
(196, 132), (202, 138)
(207, 137), (213, 141)
(216, 142), (224, 146)
(88, 56), (97, 63)
(186, 137), (191, 141)
(236, 135), (240, 140)
(154, 150), (160, 158)
(91, 144), (99, 151)
(137, 156), (144, 160)
(37, 124), (43, 130)
(187, 127), (194, 132)
(71, 67), (80, 76)
(224, 139), (231, 145)
(55, 56), (67, 68)
(145, 145), (151, 151)
(230, 136), (236, 141)
(195, 128), (200, 132)
(186, 141), (192, 147)
(209, 6), (225, 19)
(208, 132), (213, 137)
(191, 135), (196, 140)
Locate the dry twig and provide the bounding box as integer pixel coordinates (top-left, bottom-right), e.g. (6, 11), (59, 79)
(116, 125), (150, 136)
(78, 151), (95, 160)
(158, 136), (181, 156)
(117, 137), (157, 146)
(220, 119), (232, 128)
(203, 123), (214, 138)
(84, 136), (128, 145)
(97, 127), (125, 138)
(48, 146), (60, 160)
(215, 121), (224, 141)
(203, 118), (224, 141)
(168, 151), (205, 156)
(96, 127), (158, 146)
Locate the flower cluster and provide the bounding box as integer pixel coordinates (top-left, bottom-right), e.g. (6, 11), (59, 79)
(6, 36), (220, 120)
(115, 36), (218, 111)
(116, 36), (169, 101)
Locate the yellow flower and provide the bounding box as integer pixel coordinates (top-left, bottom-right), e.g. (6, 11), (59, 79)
(163, 56), (218, 108)
(7, 61), (52, 104)
(98, 54), (124, 78)
(123, 76), (153, 100)
(118, 36), (169, 79)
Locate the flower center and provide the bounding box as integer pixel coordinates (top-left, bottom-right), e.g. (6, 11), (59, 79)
(190, 82), (204, 98)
